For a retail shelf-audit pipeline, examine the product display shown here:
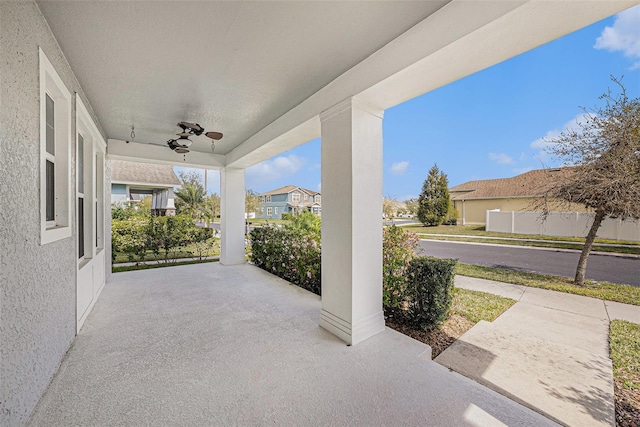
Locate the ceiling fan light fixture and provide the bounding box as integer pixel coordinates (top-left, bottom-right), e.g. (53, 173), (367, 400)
(176, 136), (192, 147)
(174, 146), (189, 154)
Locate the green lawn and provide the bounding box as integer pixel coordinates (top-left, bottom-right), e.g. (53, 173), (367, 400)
(610, 320), (640, 391)
(452, 287), (515, 324)
(457, 263), (640, 306)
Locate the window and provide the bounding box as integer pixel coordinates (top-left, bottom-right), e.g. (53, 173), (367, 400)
(267, 207), (272, 216)
(265, 195), (271, 202)
(303, 194), (308, 201)
(95, 151), (104, 250)
(292, 192), (300, 203)
(76, 95), (106, 260)
(40, 48), (72, 244)
(275, 207), (278, 215)
(315, 195), (321, 203)
(77, 134), (85, 259)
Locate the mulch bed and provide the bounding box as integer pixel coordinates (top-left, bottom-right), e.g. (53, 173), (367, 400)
(385, 313), (474, 358)
(615, 383), (640, 427)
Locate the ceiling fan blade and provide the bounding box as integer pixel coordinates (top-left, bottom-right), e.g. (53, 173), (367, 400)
(178, 121), (203, 132)
(205, 131), (223, 140)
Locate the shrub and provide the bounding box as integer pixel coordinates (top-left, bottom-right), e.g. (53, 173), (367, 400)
(111, 216), (149, 262)
(406, 256), (458, 330)
(112, 214), (210, 263)
(283, 211), (321, 241)
(249, 224), (321, 295)
(146, 215), (198, 263)
(382, 225), (420, 309)
(281, 212), (293, 221)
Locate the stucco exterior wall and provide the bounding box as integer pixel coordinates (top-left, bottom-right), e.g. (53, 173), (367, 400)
(0, 3), (106, 426)
(453, 197), (588, 225)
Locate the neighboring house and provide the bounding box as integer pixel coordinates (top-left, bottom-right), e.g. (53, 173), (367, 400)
(111, 160), (180, 216)
(449, 168), (585, 225)
(258, 186), (321, 219)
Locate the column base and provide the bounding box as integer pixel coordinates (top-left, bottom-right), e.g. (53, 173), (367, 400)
(320, 309), (385, 345)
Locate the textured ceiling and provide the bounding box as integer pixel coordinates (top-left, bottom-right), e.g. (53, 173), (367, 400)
(38, 1), (447, 155)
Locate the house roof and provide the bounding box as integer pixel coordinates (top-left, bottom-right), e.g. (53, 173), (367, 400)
(111, 160), (181, 186)
(450, 168), (573, 200)
(260, 185), (320, 197)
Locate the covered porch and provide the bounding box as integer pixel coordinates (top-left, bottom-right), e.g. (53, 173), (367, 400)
(2, 1), (638, 425)
(28, 263), (553, 426)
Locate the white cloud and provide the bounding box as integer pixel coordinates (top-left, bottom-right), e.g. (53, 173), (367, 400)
(246, 154), (305, 188)
(390, 161), (409, 175)
(488, 152), (513, 165)
(530, 113), (591, 161)
(594, 5), (640, 69)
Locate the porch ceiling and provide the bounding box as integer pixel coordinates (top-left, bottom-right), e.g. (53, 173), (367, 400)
(38, 1), (637, 169)
(37, 1), (446, 158)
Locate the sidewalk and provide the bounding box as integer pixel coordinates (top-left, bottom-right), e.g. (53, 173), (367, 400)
(437, 275), (640, 426)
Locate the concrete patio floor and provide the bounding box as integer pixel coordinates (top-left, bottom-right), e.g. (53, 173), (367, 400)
(28, 263), (555, 426)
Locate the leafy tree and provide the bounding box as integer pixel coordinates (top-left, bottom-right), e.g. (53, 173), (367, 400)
(403, 198), (418, 216)
(203, 193), (220, 223)
(539, 78), (640, 286)
(417, 164), (450, 226)
(175, 171), (205, 219)
(245, 189), (262, 216)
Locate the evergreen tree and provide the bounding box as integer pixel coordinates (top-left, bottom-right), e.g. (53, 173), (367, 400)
(417, 164), (450, 226)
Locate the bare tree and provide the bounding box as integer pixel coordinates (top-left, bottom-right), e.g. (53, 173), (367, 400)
(383, 197), (397, 222)
(539, 78), (639, 286)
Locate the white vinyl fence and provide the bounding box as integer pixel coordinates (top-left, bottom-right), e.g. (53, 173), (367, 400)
(486, 210), (640, 242)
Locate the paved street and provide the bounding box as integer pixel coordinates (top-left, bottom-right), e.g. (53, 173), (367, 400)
(419, 240), (640, 287)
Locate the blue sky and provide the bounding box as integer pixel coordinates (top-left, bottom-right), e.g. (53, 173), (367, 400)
(179, 5), (640, 201)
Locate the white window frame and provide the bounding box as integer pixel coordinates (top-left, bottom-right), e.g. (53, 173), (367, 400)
(315, 195), (321, 203)
(76, 95), (106, 261)
(40, 48), (72, 245)
(274, 207), (278, 215)
(292, 192), (300, 203)
(267, 207), (272, 216)
(265, 195), (271, 202)
(303, 194), (308, 201)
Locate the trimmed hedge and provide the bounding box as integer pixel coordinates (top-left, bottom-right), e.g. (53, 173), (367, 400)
(112, 214), (209, 263)
(406, 256), (458, 330)
(249, 225), (321, 295)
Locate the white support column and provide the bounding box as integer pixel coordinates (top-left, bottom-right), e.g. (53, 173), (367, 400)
(220, 167), (246, 265)
(319, 98), (385, 346)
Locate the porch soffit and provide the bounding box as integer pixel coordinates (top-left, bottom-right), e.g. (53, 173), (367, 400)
(37, 1), (447, 165)
(38, 1), (637, 170)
